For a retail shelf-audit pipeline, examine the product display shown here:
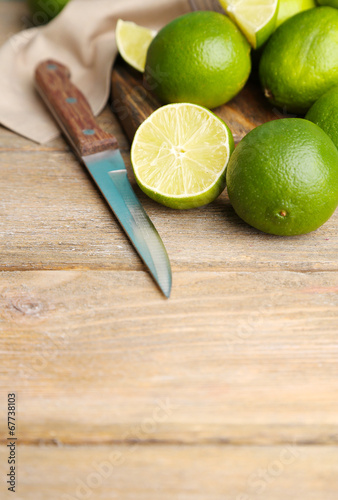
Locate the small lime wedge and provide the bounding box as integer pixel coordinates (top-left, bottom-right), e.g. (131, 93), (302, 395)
(116, 19), (156, 72)
(131, 103), (234, 209)
(219, 0), (279, 48)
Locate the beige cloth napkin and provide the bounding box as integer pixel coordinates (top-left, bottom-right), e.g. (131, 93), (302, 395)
(0, 0), (190, 144)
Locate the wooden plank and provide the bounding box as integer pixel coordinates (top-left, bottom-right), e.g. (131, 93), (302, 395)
(1, 3), (337, 274)
(1, 108), (338, 273)
(0, 269), (337, 444)
(0, 108), (143, 270)
(1, 444), (338, 499)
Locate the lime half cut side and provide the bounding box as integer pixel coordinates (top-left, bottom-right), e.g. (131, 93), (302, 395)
(116, 19), (156, 72)
(131, 104), (234, 209)
(219, 0), (279, 48)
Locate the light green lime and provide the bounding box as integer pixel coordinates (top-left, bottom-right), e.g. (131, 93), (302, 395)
(144, 11), (251, 109)
(131, 103), (234, 209)
(306, 86), (338, 149)
(226, 119), (338, 235)
(116, 20), (156, 73)
(259, 7), (338, 113)
(276, 0), (316, 27)
(249, 0), (316, 73)
(219, 0), (280, 49)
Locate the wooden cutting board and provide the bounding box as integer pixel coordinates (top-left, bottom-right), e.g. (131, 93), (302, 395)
(111, 57), (279, 144)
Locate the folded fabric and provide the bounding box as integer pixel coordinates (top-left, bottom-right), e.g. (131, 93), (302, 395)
(0, 0), (190, 144)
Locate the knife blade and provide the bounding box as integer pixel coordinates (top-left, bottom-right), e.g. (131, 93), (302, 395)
(35, 60), (172, 298)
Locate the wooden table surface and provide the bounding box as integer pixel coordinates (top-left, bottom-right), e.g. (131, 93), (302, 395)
(1, 2), (338, 498)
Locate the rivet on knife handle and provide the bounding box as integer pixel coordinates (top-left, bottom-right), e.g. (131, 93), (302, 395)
(35, 60), (118, 157)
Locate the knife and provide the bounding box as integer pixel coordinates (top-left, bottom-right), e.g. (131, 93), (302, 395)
(35, 60), (172, 298)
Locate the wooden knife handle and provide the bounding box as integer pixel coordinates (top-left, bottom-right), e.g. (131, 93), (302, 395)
(35, 60), (118, 157)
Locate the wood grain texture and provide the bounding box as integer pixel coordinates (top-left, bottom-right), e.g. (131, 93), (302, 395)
(1, 444), (338, 500)
(111, 58), (279, 144)
(1, 4), (338, 498)
(1, 109), (337, 273)
(112, 59), (162, 143)
(35, 60), (118, 157)
(1, 270), (337, 445)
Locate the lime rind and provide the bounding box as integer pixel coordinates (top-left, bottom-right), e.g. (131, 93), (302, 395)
(259, 7), (338, 113)
(116, 19), (156, 72)
(316, 0), (338, 7)
(226, 118), (338, 235)
(219, 0), (280, 48)
(276, 0), (316, 28)
(305, 86), (338, 149)
(131, 103), (234, 209)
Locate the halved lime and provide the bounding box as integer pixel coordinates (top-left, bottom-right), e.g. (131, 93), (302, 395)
(131, 104), (234, 209)
(219, 0), (280, 48)
(116, 19), (156, 72)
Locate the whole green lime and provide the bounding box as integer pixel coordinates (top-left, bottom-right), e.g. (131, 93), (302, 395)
(259, 7), (338, 113)
(276, 0), (316, 27)
(226, 119), (338, 235)
(317, 0), (338, 7)
(27, 0), (69, 24)
(144, 11), (251, 109)
(306, 86), (338, 149)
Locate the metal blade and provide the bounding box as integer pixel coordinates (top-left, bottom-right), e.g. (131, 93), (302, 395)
(83, 149), (172, 298)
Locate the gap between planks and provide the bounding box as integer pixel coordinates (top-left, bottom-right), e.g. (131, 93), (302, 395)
(1, 266), (338, 272)
(1, 436), (337, 447)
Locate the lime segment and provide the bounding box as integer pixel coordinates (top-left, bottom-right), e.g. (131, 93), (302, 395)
(219, 0), (279, 48)
(116, 19), (156, 72)
(131, 104), (234, 209)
